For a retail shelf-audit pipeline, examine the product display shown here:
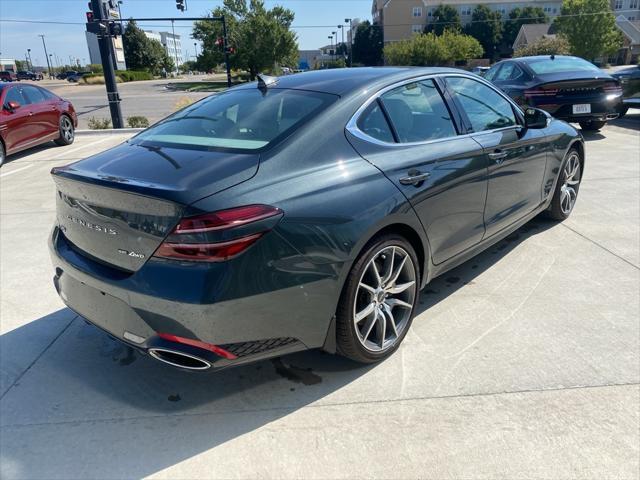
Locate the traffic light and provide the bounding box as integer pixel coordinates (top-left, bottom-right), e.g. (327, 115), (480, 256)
(109, 21), (123, 36)
(176, 0), (185, 11)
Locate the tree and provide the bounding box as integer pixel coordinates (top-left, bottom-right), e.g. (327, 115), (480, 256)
(123, 20), (153, 71)
(464, 5), (503, 60)
(352, 20), (384, 66)
(15, 60), (28, 71)
(193, 0), (298, 80)
(503, 7), (548, 50)
(384, 30), (483, 66)
(425, 5), (462, 36)
(514, 35), (571, 57)
(554, 0), (622, 61)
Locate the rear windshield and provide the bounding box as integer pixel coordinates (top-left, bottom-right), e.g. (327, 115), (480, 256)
(132, 88), (337, 151)
(527, 57), (600, 75)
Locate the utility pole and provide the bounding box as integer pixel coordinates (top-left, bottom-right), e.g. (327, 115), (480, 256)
(89, 0), (124, 128)
(338, 25), (345, 62)
(221, 15), (232, 88)
(39, 35), (52, 79)
(345, 18), (353, 67)
(171, 20), (180, 73)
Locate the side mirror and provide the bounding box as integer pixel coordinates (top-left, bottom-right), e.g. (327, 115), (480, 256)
(524, 107), (549, 129)
(5, 101), (21, 112)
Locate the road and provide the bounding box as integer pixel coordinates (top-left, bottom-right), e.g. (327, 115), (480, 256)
(44, 77), (217, 129)
(0, 118), (638, 479)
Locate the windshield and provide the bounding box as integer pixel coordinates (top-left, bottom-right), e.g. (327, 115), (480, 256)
(527, 57), (601, 75)
(132, 88), (337, 151)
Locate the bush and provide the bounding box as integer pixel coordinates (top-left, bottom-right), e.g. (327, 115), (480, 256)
(514, 36), (571, 57)
(384, 30), (483, 66)
(127, 116), (150, 128)
(174, 97), (194, 110)
(87, 117), (112, 130)
(115, 70), (154, 82)
(88, 63), (103, 74)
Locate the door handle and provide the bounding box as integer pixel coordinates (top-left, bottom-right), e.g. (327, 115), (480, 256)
(488, 150), (508, 164)
(399, 170), (430, 186)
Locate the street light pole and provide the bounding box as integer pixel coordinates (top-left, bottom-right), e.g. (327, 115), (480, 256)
(194, 42), (199, 57)
(338, 25), (344, 63)
(26, 49), (33, 70)
(39, 35), (52, 79)
(332, 31), (337, 61)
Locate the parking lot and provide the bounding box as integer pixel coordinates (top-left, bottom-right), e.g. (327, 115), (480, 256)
(0, 117), (639, 478)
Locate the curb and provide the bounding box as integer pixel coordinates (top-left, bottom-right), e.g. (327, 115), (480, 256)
(76, 128), (145, 136)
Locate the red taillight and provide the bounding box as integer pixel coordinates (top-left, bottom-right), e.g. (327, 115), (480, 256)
(174, 204), (281, 234)
(153, 204), (282, 262)
(524, 88), (558, 97)
(157, 332), (237, 360)
(154, 232), (264, 262)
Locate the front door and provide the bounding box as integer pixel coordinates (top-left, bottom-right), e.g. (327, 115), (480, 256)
(444, 76), (549, 238)
(346, 78), (489, 264)
(0, 86), (33, 152)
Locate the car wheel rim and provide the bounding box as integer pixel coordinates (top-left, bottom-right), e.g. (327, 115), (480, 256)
(560, 153), (580, 215)
(62, 118), (73, 142)
(353, 245), (417, 353)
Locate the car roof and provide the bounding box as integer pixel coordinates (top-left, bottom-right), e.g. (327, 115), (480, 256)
(233, 67), (463, 96)
(512, 55), (588, 64)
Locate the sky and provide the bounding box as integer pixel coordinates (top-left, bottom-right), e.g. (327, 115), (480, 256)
(0, 0), (371, 67)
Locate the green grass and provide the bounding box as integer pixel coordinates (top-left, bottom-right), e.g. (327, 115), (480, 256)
(167, 81), (236, 92)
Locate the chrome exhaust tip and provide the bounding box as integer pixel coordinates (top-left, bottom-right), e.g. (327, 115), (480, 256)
(148, 348), (212, 370)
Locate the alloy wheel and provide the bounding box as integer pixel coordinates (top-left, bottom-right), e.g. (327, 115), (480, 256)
(560, 152), (581, 215)
(353, 246), (417, 352)
(61, 117), (74, 142)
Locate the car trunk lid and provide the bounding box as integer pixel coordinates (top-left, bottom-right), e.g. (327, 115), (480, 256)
(51, 141), (260, 271)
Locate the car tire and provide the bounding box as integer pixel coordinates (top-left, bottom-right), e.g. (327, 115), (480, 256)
(336, 234), (419, 363)
(546, 148), (582, 221)
(54, 115), (75, 146)
(579, 120), (606, 131)
(0, 141), (5, 167)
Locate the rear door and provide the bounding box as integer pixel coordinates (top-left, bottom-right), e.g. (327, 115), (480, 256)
(0, 86), (32, 152)
(346, 77), (489, 264)
(22, 85), (58, 139)
(444, 76), (549, 238)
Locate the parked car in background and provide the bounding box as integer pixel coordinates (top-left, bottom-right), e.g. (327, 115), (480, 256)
(611, 65), (640, 117)
(0, 83), (77, 166)
(471, 66), (489, 76)
(56, 70), (78, 80)
(0, 71), (18, 82)
(17, 71), (43, 81)
(67, 72), (92, 83)
(49, 68), (584, 372)
(484, 55), (623, 131)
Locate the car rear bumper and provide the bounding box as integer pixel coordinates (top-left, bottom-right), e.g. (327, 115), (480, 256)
(532, 97), (620, 123)
(49, 226), (336, 371)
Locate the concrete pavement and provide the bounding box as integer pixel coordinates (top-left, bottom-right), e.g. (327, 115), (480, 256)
(0, 120), (638, 479)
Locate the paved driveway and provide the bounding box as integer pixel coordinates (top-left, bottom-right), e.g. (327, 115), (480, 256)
(0, 118), (638, 479)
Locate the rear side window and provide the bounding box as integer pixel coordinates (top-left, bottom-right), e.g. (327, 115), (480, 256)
(357, 102), (395, 143)
(133, 88), (337, 151)
(379, 80), (457, 143)
(484, 65), (500, 81)
(446, 77), (516, 132)
(22, 86), (46, 104)
(4, 87), (27, 106)
(494, 63), (523, 81)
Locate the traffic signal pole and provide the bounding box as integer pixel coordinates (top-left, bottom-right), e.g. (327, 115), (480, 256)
(90, 0), (124, 128)
(221, 16), (232, 88)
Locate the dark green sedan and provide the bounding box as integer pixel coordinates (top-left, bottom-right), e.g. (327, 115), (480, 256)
(49, 68), (584, 371)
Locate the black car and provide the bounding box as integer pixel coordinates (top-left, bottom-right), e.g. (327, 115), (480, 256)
(611, 65), (640, 116)
(67, 72), (92, 83)
(16, 71), (43, 81)
(49, 68), (584, 371)
(485, 55), (623, 131)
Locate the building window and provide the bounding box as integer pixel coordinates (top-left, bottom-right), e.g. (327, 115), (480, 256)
(412, 24), (423, 33)
(412, 6), (422, 17)
(614, 0), (623, 9)
(630, 0), (638, 8)
(427, 8), (434, 17)
(460, 6), (472, 16)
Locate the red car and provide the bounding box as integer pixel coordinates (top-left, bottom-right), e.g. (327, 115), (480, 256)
(0, 71), (18, 82)
(0, 83), (77, 166)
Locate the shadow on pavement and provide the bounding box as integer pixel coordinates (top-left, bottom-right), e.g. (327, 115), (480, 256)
(0, 216), (559, 478)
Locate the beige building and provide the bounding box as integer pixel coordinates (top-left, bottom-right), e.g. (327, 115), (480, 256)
(372, 0), (563, 43)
